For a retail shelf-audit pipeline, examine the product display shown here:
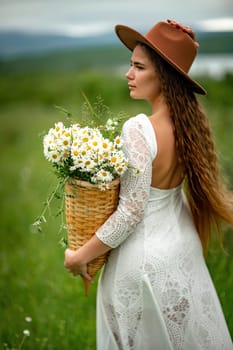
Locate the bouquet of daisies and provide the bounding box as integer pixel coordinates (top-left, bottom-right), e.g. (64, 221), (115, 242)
(43, 120), (128, 186)
(33, 96), (129, 294)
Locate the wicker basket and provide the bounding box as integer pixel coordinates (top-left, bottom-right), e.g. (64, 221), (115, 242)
(65, 177), (120, 294)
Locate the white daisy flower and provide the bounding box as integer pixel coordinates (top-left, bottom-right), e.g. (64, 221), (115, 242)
(90, 134), (102, 150)
(71, 123), (80, 134)
(114, 136), (123, 148)
(71, 147), (80, 158)
(115, 162), (128, 175)
(109, 154), (118, 166)
(53, 122), (65, 139)
(101, 140), (112, 152)
(83, 158), (96, 172)
(47, 150), (61, 163)
(94, 169), (114, 183)
(54, 122), (65, 132)
(43, 134), (55, 147)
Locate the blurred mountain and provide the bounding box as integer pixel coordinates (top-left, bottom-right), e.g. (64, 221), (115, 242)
(196, 31), (233, 54)
(0, 30), (233, 58)
(0, 31), (116, 58)
(0, 30), (232, 77)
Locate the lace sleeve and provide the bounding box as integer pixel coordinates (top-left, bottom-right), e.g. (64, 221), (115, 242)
(96, 115), (156, 248)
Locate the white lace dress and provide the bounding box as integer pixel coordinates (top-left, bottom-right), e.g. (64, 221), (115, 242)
(96, 114), (232, 350)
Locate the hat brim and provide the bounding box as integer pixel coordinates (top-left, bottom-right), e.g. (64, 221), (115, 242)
(115, 24), (206, 95)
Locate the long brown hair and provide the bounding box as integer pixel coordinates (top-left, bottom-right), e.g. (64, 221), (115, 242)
(141, 43), (233, 252)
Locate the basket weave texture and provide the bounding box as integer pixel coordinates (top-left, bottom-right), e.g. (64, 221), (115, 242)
(65, 177), (120, 290)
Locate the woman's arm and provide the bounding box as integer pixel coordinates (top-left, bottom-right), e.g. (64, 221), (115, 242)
(64, 235), (111, 278)
(64, 115), (156, 278)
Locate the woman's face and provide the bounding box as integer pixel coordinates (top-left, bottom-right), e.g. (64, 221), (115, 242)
(125, 44), (161, 104)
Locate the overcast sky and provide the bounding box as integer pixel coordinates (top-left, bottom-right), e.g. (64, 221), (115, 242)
(0, 0), (233, 36)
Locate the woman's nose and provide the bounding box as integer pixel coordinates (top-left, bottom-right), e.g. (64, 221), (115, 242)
(125, 67), (133, 80)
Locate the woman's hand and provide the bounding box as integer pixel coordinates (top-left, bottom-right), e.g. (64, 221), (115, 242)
(167, 19), (199, 48)
(64, 248), (93, 282)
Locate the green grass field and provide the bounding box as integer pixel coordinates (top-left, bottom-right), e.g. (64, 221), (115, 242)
(0, 64), (233, 349)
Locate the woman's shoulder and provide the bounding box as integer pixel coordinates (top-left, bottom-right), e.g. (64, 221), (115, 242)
(123, 113), (148, 129)
(127, 113), (148, 122)
(122, 113), (153, 137)
(122, 113), (157, 158)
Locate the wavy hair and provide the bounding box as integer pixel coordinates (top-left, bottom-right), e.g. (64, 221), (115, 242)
(141, 44), (233, 252)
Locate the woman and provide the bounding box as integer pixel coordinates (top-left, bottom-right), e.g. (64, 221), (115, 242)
(64, 20), (233, 349)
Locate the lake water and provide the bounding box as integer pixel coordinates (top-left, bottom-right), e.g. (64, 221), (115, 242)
(117, 54), (233, 79)
(190, 54), (233, 78)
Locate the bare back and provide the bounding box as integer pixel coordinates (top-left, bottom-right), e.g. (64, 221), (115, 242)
(149, 114), (184, 189)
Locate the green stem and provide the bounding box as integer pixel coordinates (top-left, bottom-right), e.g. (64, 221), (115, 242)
(39, 177), (68, 222)
(81, 91), (98, 119)
(18, 335), (26, 350)
(57, 187), (66, 236)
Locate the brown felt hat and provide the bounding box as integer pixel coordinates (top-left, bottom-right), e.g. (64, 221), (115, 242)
(115, 20), (206, 95)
